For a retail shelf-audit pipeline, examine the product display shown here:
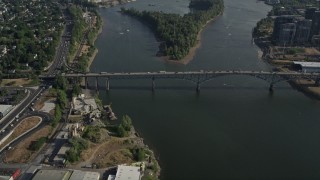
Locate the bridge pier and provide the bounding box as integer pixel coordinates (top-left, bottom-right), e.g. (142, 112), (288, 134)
(269, 83), (274, 92)
(152, 77), (155, 91)
(315, 79), (320, 86)
(106, 78), (110, 91)
(196, 82), (200, 93)
(95, 77), (99, 92)
(84, 77), (88, 89)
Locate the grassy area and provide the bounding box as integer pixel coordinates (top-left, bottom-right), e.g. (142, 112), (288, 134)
(0, 116), (41, 150)
(0, 78), (32, 87)
(4, 125), (52, 163)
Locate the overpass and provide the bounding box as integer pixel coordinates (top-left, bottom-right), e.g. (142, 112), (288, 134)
(40, 70), (320, 92)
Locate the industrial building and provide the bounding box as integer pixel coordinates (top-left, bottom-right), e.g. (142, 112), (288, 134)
(272, 15), (297, 44)
(295, 19), (312, 44)
(68, 170), (100, 180)
(310, 11), (320, 41)
(107, 165), (141, 180)
(293, 61), (320, 73)
(32, 169), (100, 180)
(278, 23), (296, 45)
(0, 104), (13, 119)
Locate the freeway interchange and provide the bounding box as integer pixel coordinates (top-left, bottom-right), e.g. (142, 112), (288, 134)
(0, 7), (73, 159)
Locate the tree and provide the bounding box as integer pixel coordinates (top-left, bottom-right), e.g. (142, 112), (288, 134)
(54, 75), (68, 90)
(121, 115), (132, 131)
(117, 124), (127, 137)
(72, 83), (81, 96)
(57, 90), (67, 109)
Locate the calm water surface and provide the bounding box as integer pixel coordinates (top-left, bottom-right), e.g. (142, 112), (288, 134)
(90, 0), (320, 179)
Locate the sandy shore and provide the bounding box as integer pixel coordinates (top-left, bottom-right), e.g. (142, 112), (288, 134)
(164, 14), (222, 65)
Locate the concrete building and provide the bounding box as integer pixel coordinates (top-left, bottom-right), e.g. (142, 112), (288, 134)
(32, 169), (99, 180)
(295, 19), (312, 44)
(278, 23), (296, 45)
(305, 7), (317, 20)
(293, 61), (320, 73)
(53, 145), (71, 165)
(0, 105), (13, 119)
(107, 165), (141, 180)
(32, 170), (72, 180)
(68, 170), (100, 180)
(310, 11), (320, 42)
(272, 15), (297, 44)
(72, 94), (98, 115)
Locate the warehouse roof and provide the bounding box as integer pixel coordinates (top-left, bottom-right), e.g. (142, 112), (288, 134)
(0, 105), (12, 114)
(32, 170), (71, 180)
(115, 165), (141, 180)
(293, 61), (320, 68)
(69, 170), (100, 180)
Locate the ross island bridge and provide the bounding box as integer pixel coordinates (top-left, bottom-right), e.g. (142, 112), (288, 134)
(40, 70), (320, 92)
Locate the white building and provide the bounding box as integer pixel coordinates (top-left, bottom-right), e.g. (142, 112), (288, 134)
(108, 165), (141, 180)
(0, 105), (13, 119)
(293, 61), (320, 73)
(69, 170), (100, 180)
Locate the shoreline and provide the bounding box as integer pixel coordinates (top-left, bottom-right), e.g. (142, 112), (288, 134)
(254, 39), (320, 100)
(85, 11), (161, 178)
(253, 1), (320, 100)
(163, 14), (222, 65)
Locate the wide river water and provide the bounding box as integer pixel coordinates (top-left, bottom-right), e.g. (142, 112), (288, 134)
(90, 0), (320, 179)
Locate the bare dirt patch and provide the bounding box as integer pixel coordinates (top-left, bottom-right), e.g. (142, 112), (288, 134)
(1, 78), (32, 87)
(69, 137), (142, 169)
(0, 116), (41, 150)
(4, 125), (51, 163)
(304, 48), (320, 55)
(34, 90), (56, 111)
(79, 45), (90, 57)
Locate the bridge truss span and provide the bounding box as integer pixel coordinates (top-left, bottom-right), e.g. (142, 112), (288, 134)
(41, 70), (320, 92)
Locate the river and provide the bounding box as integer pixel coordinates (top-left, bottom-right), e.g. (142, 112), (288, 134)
(90, 0), (320, 179)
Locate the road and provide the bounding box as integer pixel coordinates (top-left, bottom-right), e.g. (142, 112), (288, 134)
(0, 111), (51, 156)
(0, 87), (45, 138)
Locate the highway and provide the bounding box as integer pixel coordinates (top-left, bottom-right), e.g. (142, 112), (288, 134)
(59, 70), (320, 78)
(0, 87), (45, 137)
(0, 7), (72, 151)
(0, 111), (52, 156)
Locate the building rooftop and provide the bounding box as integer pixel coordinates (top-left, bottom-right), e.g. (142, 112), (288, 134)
(69, 170), (100, 180)
(293, 61), (320, 68)
(107, 175), (116, 180)
(32, 170), (71, 180)
(0, 105), (13, 115)
(72, 96), (98, 114)
(53, 145), (71, 164)
(115, 165), (141, 180)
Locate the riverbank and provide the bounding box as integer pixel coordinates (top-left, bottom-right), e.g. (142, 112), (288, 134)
(254, 34), (320, 100)
(84, 10), (161, 179)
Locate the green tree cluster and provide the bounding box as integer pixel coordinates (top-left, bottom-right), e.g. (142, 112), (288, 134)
(117, 115), (133, 137)
(121, 0), (224, 60)
(82, 126), (101, 143)
(66, 137), (89, 162)
(131, 148), (145, 161)
(68, 5), (87, 54)
(29, 137), (47, 151)
(57, 90), (67, 109)
(52, 104), (62, 127)
(54, 75), (68, 90)
(0, 0), (63, 74)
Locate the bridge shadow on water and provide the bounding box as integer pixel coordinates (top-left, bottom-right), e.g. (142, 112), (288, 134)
(86, 85), (293, 92)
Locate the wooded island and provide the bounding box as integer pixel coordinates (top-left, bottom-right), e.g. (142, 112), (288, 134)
(121, 0), (224, 60)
